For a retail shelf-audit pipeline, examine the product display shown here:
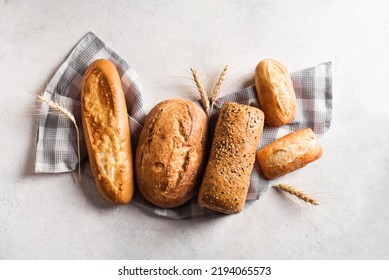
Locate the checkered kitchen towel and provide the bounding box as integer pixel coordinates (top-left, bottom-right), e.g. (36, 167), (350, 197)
(35, 32), (332, 219)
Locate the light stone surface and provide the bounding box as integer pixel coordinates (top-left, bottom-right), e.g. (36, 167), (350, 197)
(0, 0), (388, 259)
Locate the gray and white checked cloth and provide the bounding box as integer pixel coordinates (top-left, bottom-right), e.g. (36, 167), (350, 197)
(35, 32), (332, 219)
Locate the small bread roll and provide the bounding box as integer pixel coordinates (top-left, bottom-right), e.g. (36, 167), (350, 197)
(198, 102), (264, 214)
(255, 59), (297, 127)
(135, 99), (207, 208)
(257, 128), (323, 179)
(82, 59), (134, 204)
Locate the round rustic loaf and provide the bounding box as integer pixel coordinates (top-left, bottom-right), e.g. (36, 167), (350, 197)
(135, 99), (207, 208)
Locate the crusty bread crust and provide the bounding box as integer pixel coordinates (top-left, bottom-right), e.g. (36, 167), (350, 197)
(82, 59), (134, 204)
(135, 99), (207, 208)
(198, 102), (264, 214)
(257, 128), (323, 179)
(255, 59), (296, 127)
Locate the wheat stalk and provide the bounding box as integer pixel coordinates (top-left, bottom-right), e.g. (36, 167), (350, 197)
(272, 184), (319, 206)
(190, 66), (210, 114)
(210, 64), (228, 111)
(37, 95), (81, 181)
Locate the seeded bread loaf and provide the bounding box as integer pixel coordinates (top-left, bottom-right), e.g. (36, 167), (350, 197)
(255, 59), (297, 127)
(82, 59), (134, 204)
(198, 102), (264, 214)
(257, 128), (323, 179)
(135, 99), (207, 208)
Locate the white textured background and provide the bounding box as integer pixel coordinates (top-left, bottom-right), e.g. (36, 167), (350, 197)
(1, 0), (388, 259)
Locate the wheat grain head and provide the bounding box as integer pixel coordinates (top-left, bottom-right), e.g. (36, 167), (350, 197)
(273, 183), (320, 206)
(37, 95), (81, 181)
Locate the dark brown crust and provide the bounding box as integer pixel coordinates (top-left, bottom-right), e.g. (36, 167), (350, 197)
(198, 102), (264, 214)
(135, 99), (207, 208)
(256, 128), (323, 179)
(255, 59), (297, 127)
(81, 59), (134, 204)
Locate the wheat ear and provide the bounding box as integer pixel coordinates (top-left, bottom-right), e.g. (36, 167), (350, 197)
(37, 95), (81, 181)
(210, 64), (228, 111)
(190, 66), (210, 114)
(272, 184), (319, 206)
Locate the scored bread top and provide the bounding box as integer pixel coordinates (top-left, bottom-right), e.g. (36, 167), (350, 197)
(135, 99), (207, 208)
(82, 59), (134, 204)
(266, 137), (318, 168)
(255, 59), (296, 127)
(257, 128), (323, 179)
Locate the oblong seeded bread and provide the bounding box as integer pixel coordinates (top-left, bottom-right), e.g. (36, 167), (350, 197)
(135, 99), (207, 208)
(198, 102), (264, 214)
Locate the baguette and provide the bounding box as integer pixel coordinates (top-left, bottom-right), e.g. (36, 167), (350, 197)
(198, 102), (264, 214)
(81, 59), (134, 204)
(135, 99), (207, 208)
(257, 128), (323, 179)
(255, 59), (297, 127)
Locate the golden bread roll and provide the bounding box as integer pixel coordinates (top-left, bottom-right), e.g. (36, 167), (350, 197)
(81, 59), (134, 204)
(135, 99), (207, 208)
(255, 58), (297, 127)
(257, 128), (323, 179)
(198, 102), (264, 214)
